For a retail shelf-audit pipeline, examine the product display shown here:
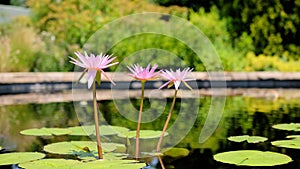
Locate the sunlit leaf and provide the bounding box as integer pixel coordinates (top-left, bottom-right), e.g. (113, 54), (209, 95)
(272, 123), (300, 131)
(43, 141), (123, 156)
(73, 159), (146, 169)
(19, 159), (81, 169)
(286, 135), (300, 139)
(213, 150), (292, 166)
(20, 158), (145, 169)
(68, 125), (129, 136)
(67, 125), (94, 136)
(118, 130), (168, 139)
(163, 148), (190, 158)
(272, 139), (300, 149)
(0, 152), (45, 166)
(141, 152), (163, 157)
(77, 144), (126, 161)
(228, 135), (268, 143)
(20, 127), (72, 136)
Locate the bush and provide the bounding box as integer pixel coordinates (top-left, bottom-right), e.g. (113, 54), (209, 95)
(0, 17), (68, 72)
(245, 52), (300, 72)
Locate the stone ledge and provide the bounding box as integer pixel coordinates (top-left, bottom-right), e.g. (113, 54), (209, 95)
(1, 72), (300, 84)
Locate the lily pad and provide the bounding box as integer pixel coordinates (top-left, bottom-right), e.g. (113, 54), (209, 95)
(141, 152), (163, 157)
(163, 148), (190, 158)
(228, 135), (268, 143)
(20, 127), (72, 136)
(286, 135), (300, 139)
(272, 139), (300, 149)
(68, 125), (130, 136)
(73, 160), (145, 169)
(19, 159), (82, 169)
(0, 152), (45, 166)
(67, 126), (94, 136)
(118, 130), (168, 139)
(77, 144), (126, 161)
(213, 150), (292, 166)
(43, 141), (123, 156)
(272, 123), (300, 131)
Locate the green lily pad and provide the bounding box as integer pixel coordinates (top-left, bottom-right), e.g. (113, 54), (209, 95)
(77, 144), (126, 161)
(213, 150), (292, 166)
(19, 159), (82, 169)
(20, 127), (72, 136)
(73, 160), (145, 169)
(118, 130), (168, 139)
(68, 125), (130, 136)
(286, 135), (300, 139)
(0, 152), (45, 166)
(272, 123), (300, 131)
(141, 152), (163, 156)
(67, 126), (94, 136)
(20, 158), (145, 169)
(272, 139), (300, 149)
(43, 141), (123, 156)
(163, 148), (190, 158)
(228, 135), (268, 143)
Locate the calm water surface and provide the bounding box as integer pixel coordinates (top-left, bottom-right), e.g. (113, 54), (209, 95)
(1, 94), (300, 169)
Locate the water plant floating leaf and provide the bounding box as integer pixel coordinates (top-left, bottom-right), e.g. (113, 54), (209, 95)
(286, 135), (300, 139)
(77, 144), (126, 161)
(20, 127), (72, 136)
(228, 135), (268, 143)
(0, 152), (45, 166)
(272, 123), (300, 131)
(118, 130), (168, 139)
(213, 150), (292, 166)
(43, 141), (123, 156)
(272, 139), (300, 149)
(73, 159), (146, 169)
(67, 125), (130, 136)
(19, 159), (82, 169)
(163, 148), (190, 158)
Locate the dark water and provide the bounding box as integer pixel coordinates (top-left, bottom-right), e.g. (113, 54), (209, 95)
(1, 96), (300, 169)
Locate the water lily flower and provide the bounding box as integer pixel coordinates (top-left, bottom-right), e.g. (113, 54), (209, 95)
(127, 63), (160, 159)
(127, 64), (160, 82)
(159, 68), (194, 90)
(69, 51), (118, 88)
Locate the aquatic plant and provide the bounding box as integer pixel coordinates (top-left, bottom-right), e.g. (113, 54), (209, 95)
(69, 51), (118, 159)
(127, 64), (160, 159)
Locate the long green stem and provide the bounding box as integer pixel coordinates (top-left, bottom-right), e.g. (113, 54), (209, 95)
(93, 79), (103, 159)
(135, 81), (145, 159)
(156, 90), (178, 152)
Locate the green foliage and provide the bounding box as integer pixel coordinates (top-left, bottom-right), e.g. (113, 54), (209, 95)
(1, 0), (298, 71)
(213, 150), (292, 166)
(0, 17), (68, 72)
(27, 0), (188, 47)
(245, 52), (300, 71)
(272, 139), (300, 149)
(227, 135), (268, 143)
(272, 123), (300, 131)
(0, 152), (45, 166)
(189, 7), (252, 71)
(218, 0), (300, 59)
(20, 127), (72, 136)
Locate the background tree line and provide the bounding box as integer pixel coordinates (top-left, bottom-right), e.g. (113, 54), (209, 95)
(0, 0), (299, 71)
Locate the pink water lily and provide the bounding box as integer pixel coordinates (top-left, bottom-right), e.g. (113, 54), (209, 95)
(159, 68), (194, 90)
(127, 64), (160, 81)
(69, 51), (118, 88)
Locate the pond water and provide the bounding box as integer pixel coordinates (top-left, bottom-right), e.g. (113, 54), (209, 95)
(1, 92), (300, 169)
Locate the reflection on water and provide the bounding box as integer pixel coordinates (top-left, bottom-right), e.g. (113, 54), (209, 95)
(0, 95), (300, 168)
